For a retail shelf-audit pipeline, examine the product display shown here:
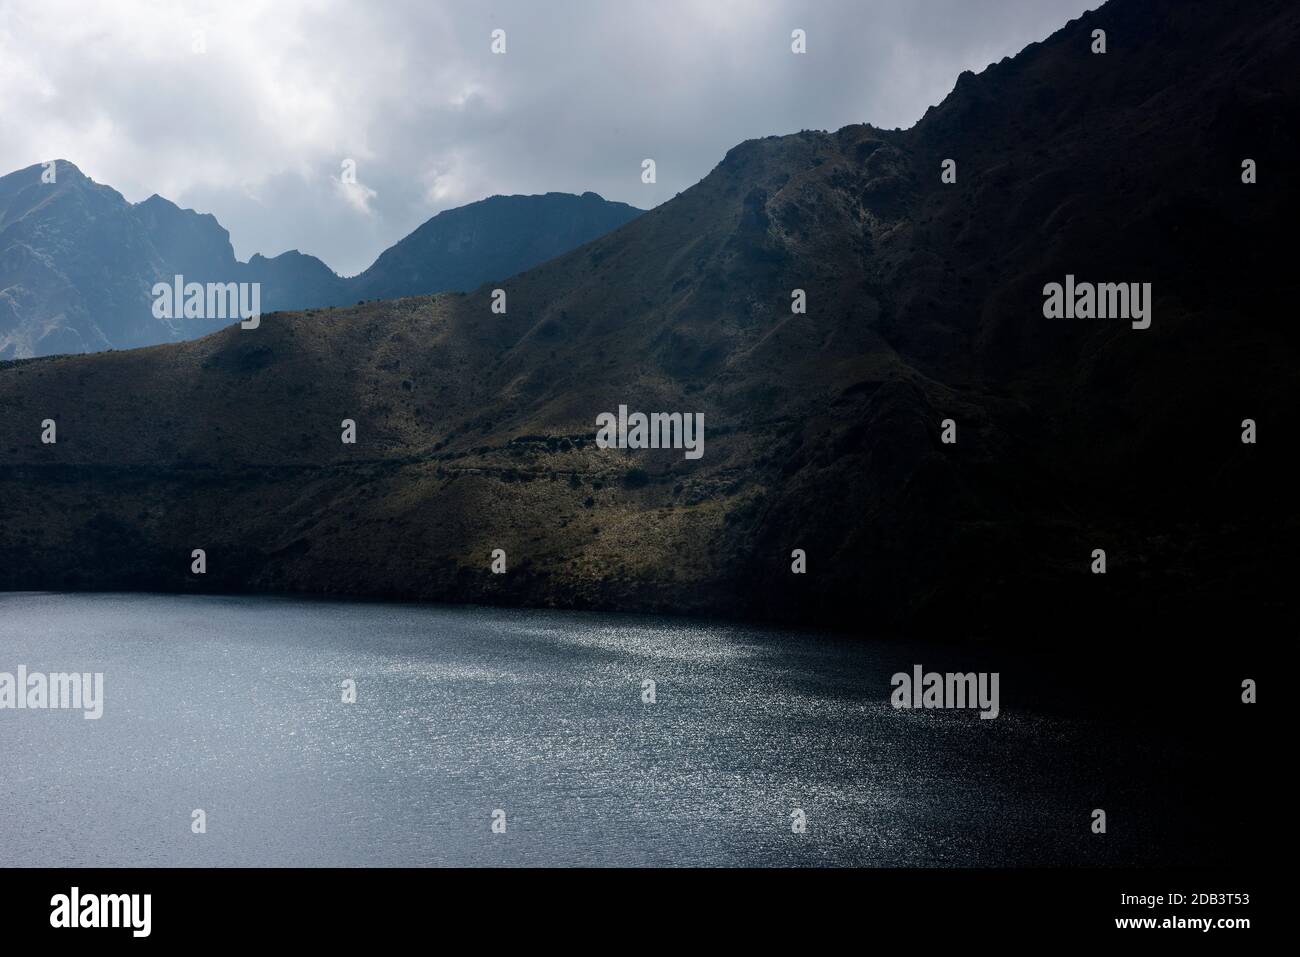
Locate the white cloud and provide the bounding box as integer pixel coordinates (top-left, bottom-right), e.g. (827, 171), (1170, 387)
(0, 0), (1095, 275)
(335, 177), (379, 216)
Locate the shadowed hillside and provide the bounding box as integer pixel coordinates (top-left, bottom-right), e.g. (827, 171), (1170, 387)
(1, 0), (1295, 649)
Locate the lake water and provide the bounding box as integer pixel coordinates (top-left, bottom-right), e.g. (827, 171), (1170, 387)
(0, 592), (1212, 867)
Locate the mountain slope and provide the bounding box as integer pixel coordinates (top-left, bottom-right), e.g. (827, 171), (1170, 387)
(0, 0), (1295, 644)
(0, 166), (642, 357)
(350, 192), (644, 301)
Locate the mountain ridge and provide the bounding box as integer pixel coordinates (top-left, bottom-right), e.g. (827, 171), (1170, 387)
(0, 162), (642, 357)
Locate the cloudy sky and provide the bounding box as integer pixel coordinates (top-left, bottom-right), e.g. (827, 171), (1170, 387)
(0, 0), (1094, 276)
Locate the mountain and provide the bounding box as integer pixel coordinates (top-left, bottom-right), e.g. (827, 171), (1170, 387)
(349, 192), (646, 301)
(0, 163), (313, 356)
(0, 0), (1294, 649)
(0, 166), (642, 357)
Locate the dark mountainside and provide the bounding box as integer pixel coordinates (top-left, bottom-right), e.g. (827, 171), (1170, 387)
(350, 192), (646, 301)
(0, 169), (641, 357)
(1, 0), (1295, 659)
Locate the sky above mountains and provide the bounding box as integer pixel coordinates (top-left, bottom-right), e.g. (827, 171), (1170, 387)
(0, 0), (1095, 276)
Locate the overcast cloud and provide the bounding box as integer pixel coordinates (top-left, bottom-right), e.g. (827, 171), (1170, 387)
(0, 0), (1095, 276)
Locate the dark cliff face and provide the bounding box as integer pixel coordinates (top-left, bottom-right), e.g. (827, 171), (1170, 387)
(0, 0), (1295, 647)
(0, 165), (642, 357)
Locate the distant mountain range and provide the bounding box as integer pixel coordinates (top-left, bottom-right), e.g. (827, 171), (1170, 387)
(0, 0), (1294, 644)
(0, 164), (641, 357)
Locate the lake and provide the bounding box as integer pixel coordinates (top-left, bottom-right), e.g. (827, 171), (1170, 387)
(0, 592), (1214, 866)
